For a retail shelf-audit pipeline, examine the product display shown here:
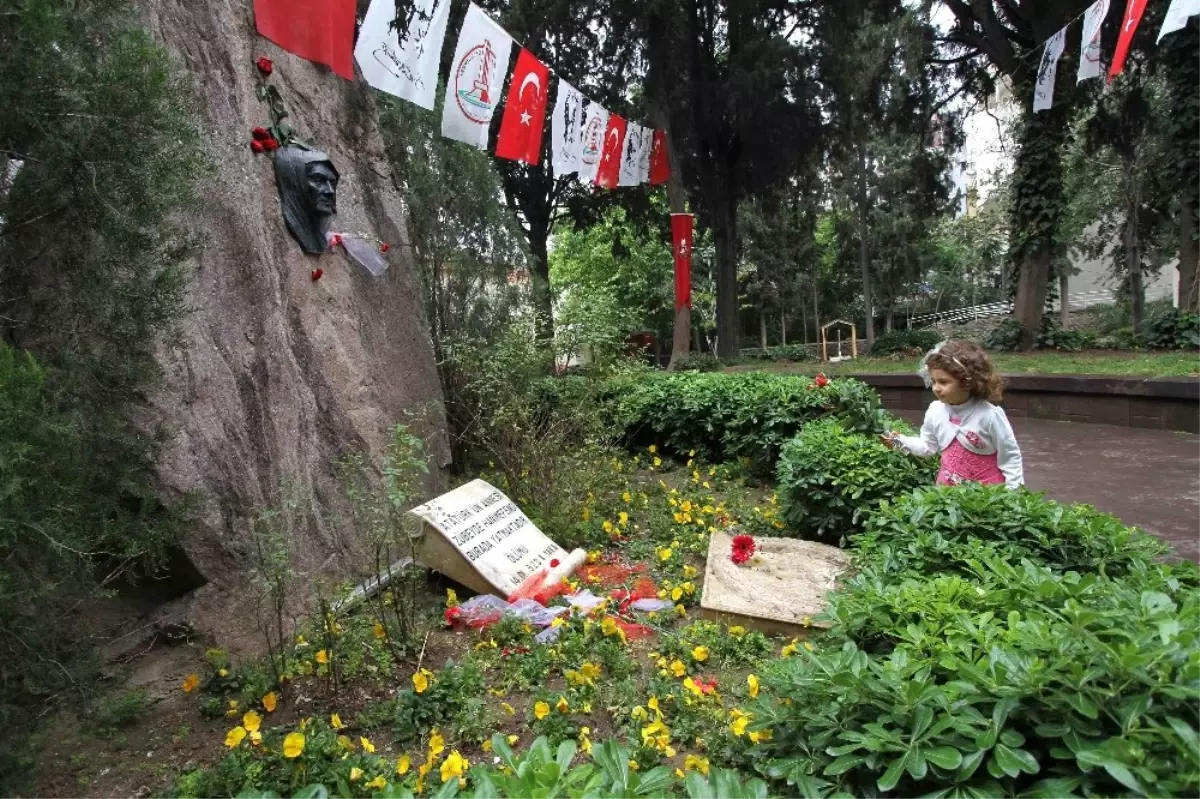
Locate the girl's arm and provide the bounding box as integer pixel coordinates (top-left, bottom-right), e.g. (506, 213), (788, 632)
(993, 408), (1024, 489)
(893, 405), (939, 457)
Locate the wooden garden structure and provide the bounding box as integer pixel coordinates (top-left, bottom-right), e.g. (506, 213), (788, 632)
(820, 319), (858, 362)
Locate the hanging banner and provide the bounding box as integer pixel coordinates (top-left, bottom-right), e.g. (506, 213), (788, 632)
(619, 124), (649, 186)
(253, 0), (356, 80)
(649, 130), (671, 185)
(671, 214), (694, 310)
(1077, 0), (1110, 83)
(441, 3), (514, 149)
(1033, 26), (1067, 113)
(578, 101), (608, 184)
(495, 49), (551, 165)
(355, 0), (451, 109)
(1109, 0), (1148, 82)
(637, 128), (654, 184)
(1159, 0), (1200, 41)
(594, 113), (627, 189)
(551, 80), (585, 176)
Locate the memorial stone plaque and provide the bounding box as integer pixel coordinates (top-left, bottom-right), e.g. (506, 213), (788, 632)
(410, 479), (581, 596)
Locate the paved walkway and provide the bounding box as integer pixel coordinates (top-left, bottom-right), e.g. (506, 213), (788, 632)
(897, 412), (1200, 562)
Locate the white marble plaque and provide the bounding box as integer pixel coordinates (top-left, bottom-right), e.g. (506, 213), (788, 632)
(410, 479), (571, 594)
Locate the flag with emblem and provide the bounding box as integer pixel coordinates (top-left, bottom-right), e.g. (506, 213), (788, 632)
(253, 0), (356, 80)
(649, 130), (670, 185)
(671, 214), (694, 310)
(441, 3), (513, 149)
(578, 101), (609, 184)
(495, 49), (550, 164)
(1033, 26), (1067, 112)
(1159, 0), (1200, 41)
(551, 79), (585, 176)
(594, 113), (626, 189)
(1077, 0), (1109, 83)
(1109, 0), (1148, 81)
(619, 124), (649, 186)
(355, 0), (451, 109)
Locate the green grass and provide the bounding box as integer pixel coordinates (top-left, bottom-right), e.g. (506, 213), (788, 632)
(729, 350), (1200, 378)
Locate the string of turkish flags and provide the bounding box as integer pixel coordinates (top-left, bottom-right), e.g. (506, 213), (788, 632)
(1031, 0), (1198, 114)
(253, 0), (671, 189)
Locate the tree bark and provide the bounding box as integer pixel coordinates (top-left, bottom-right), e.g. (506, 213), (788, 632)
(856, 144), (874, 349)
(660, 120), (692, 370)
(713, 190), (740, 358)
(811, 273), (820, 345)
(759, 310), (767, 348)
(780, 311), (787, 345)
(1126, 215), (1144, 334)
(1059, 271), (1069, 329)
(1179, 184), (1199, 312)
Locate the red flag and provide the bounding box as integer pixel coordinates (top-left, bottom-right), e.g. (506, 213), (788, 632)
(594, 113), (627, 189)
(253, 0), (356, 80)
(671, 213), (694, 310)
(649, 130), (671, 185)
(495, 49), (551, 165)
(1109, 0), (1148, 82)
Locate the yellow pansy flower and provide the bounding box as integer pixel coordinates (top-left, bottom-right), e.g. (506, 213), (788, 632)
(428, 730), (445, 757)
(534, 701), (550, 720)
(331, 713), (346, 730)
(671, 586), (684, 601)
(685, 754), (711, 775)
(682, 565), (698, 579)
(502, 702), (516, 716)
(242, 711), (262, 733)
(618, 511), (629, 526)
(749, 729), (774, 744)
(653, 457), (662, 467)
(507, 735), (519, 745)
(446, 588), (458, 607)
(675, 604), (687, 617)
(622, 491), (632, 503)
(262, 692), (278, 712)
(728, 625), (745, 637)
(396, 754), (411, 775)
(350, 767), (364, 782)
(225, 726), (247, 748)
(631, 706), (648, 721)
(361, 736), (376, 753)
(670, 659), (686, 677)
(282, 731), (306, 758)
(556, 696), (569, 713)
(781, 640), (798, 657)
(315, 649), (328, 665)
(182, 673), (200, 693)
(691, 646), (709, 662)
(365, 776), (387, 790)
(413, 668), (434, 693)
(657, 547), (673, 561)
(748, 674), (760, 698)
(373, 622), (386, 639)
(729, 709), (751, 736)
(440, 751), (469, 785)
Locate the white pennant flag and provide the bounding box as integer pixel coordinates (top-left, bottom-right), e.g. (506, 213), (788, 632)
(1034, 26), (1067, 113)
(551, 80), (585, 176)
(1077, 0), (1109, 83)
(1159, 0), (1200, 41)
(441, 3), (513, 149)
(578, 100), (609, 185)
(355, 0), (451, 109)
(619, 124), (649, 186)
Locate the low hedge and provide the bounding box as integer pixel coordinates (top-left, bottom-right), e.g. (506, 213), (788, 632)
(775, 419), (937, 545)
(749, 482), (1199, 798)
(596, 371), (890, 474)
(869, 329), (943, 357)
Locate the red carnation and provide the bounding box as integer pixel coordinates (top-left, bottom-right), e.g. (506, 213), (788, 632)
(380, 242), (391, 253)
(731, 534), (756, 565)
(256, 57), (274, 76)
(329, 233), (344, 248)
(814, 373), (829, 388)
(443, 606), (462, 626)
(263, 137), (280, 152)
(250, 140), (265, 154)
(550, 558), (560, 568)
(310, 268), (323, 282)
(252, 127), (271, 141)
(695, 676), (718, 695)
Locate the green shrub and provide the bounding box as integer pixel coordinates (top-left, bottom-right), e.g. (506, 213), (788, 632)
(601, 372), (888, 474)
(673, 352), (723, 372)
(752, 555), (1199, 798)
(775, 419), (937, 545)
(1143, 308), (1200, 350)
(986, 316), (1099, 352)
(869, 329), (943, 356)
(853, 483), (1169, 580)
(739, 344), (812, 362)
(984, 317), (1024, 351)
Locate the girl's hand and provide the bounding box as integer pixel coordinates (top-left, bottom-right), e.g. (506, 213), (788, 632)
(880, 432), (898, 449)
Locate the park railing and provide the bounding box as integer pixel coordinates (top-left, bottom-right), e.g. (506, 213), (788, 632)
(910, 289), (1115, 328)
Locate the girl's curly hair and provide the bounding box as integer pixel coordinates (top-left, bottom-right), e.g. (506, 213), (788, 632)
(925, 340), (1004, 402)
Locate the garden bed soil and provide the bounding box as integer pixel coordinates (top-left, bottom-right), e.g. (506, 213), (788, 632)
(700, 531), (850, 635)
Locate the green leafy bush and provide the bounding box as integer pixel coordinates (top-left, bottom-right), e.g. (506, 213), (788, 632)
(984, 317), (1024, 351)
(853, 483), (1168, 580)
(753, 556), (1199, 798)
(775, 419), (937, 544)
(673, 352), (723, 372)
(1143, 308), (1200, 350)
(987, 316), (1097, 352)
(869, 329), (943, 356)
(601, 372), (888, 474)
(738, 345), (812, 363)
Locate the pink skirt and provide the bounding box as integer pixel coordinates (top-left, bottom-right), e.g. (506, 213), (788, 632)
(937, 439), (1005, 486)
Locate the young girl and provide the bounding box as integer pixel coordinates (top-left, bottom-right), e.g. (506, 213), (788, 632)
(883, 339), (1024, 489)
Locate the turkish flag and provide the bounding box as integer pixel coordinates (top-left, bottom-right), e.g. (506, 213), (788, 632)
(594, 113), (627, 189)
(649, 130), (671, 185)
(1109, 0), (1148, 82)
(671, 213), (694, 310)
(253, 0), (356, 80)
(495, 49), (551, 165)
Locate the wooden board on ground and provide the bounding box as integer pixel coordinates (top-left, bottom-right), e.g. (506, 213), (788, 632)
(410, 479), (583, 597)
(699, 531), (851, 637)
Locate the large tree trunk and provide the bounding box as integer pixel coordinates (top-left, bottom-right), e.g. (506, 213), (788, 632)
(527, 224), (554, 345)
(1126, 213), (1144, 333)
(780, 311), (787, 345)
(1059, 271), (1069, 328)
(1180, 185), (1199, 312)
(856, 145), (874, 350)
(660, 122), (692, 370)
(759, 310), (767, 348)
(713, 190), (740, 359)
